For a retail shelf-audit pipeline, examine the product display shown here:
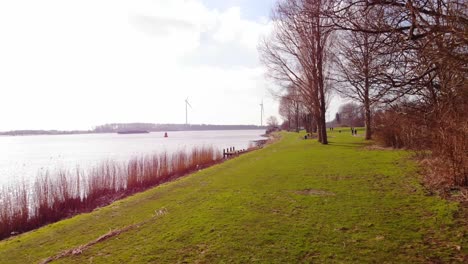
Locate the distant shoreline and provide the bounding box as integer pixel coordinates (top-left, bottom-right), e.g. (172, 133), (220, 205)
(0, 124), (266, 137)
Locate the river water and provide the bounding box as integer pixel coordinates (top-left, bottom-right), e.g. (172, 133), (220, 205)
(0, 130), (265, 186)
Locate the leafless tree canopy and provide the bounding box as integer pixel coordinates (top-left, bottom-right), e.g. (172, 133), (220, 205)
(267, 116), (280, 128)
(263, 0), (466, 187)
(260, 0), (337, 144)
(334, 0), (467, 187)
(330, 6), (397, 139)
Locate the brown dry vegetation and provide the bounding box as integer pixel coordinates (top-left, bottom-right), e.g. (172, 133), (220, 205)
(374, 106), (468, 190)
(0, 147), (222, 240)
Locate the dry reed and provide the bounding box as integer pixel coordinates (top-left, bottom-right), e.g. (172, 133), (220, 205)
(0, 146), (221, 240)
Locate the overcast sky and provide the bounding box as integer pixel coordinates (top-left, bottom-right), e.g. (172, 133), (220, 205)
(0, 0), (342, 131)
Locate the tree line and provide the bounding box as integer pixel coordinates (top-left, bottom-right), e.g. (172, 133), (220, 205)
(260, 0), (467, 187)
(93, 123), (265, 133)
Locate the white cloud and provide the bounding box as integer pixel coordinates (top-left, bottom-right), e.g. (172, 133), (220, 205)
(0, 0), (277, 130)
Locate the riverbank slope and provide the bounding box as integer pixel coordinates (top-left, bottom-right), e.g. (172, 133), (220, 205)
(0, 130), (466, 263)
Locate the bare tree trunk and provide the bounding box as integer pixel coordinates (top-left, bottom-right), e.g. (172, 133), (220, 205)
(363, 36), (372, 141)
(316, 117), (323, 143)
(308, 114), (317, 134)
(295, 103), (300, 132)
(364, 100), (372, 140)
(364, 68), (372, 140)
(317, 42), (328, 144)
(319, 105), (328, 144)
(310, 114), (318, 134)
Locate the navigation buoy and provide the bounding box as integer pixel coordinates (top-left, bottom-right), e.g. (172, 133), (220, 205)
(164, 132), (168, 138)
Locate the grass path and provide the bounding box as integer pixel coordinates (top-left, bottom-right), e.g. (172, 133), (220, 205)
(0, 129), (466, 263)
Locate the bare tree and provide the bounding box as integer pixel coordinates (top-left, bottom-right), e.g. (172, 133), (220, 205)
(279, 85), (305, 132)
(260, 0), (336, 144)
(332, 7), (392, 139)
(267, 116), (280, 128)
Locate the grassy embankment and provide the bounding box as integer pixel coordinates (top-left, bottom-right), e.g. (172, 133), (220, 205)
(0, 128), (466, 263)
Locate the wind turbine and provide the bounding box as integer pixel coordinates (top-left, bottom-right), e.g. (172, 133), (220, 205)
(185, 97), (192, 125)
(260, 100), (264, 126)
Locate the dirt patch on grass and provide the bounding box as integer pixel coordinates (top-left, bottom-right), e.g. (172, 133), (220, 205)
(295, 189), (335, 196)
(39, 224), (138, 264)
(39, 208), (168, 264)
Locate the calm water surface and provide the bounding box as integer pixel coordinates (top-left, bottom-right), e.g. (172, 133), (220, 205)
(0, 130), (265, 186)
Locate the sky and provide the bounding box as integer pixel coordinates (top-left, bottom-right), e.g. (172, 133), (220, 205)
(0, 0), (342, 131)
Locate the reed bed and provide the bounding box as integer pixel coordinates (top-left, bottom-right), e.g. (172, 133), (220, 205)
(0, 146), (222, 240)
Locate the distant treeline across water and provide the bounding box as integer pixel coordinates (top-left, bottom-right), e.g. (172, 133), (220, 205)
(0, 123), (265, 136)
(94, 123), (265, 133)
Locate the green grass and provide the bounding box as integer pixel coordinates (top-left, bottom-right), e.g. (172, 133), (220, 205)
(0, 129), (466, 263)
